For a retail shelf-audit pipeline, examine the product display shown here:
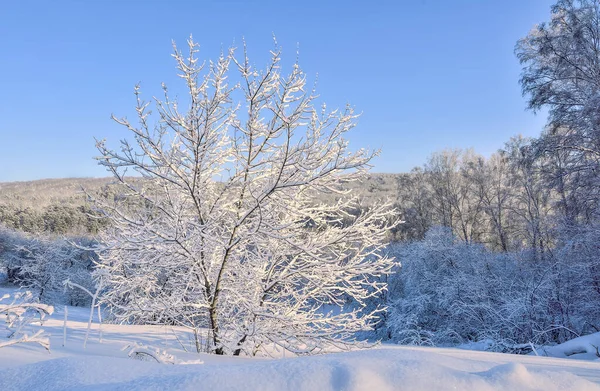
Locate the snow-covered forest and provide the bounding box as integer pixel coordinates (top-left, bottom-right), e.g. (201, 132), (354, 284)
(4, 0), (600, 389)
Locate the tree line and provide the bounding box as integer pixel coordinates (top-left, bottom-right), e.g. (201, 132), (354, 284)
(384, 0), (600, 350)
(0, 203), (105, 235)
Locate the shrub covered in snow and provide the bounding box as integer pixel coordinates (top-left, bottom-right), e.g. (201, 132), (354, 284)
(0, 291), (53, 350)
(385, 226), (600, 351)
(0, 226), (97, 307)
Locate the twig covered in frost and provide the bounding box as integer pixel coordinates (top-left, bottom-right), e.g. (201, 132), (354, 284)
(122, 342), (182, 364)
(0, 291), (54, 351)
(63, 306), (68, 347)
(64, 278), (104, 348)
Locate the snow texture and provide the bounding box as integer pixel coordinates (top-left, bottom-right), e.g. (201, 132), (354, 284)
(538, 332), (600, 360)
(1, 286), (599, 391)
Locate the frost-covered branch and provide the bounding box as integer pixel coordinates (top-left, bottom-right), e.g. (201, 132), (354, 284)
(0, 291), (54, 351)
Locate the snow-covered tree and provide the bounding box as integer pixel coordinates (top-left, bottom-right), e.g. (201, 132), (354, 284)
(10, 236), (96, 306)
(423, 149), (487, 244)
(517, 0), (600, 150)
(94, 38), (397, 356)
(517, 0), (600, 228)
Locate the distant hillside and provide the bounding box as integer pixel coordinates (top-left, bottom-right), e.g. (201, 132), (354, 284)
(0, 178), (113, 209)
(0, 178), (115, 235)
(0, 174), (403, 235)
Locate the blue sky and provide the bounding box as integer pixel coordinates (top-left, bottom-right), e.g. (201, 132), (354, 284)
(0, 0), (554, 182)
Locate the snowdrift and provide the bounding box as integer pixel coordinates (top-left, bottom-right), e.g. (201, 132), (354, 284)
(2, 342), (600, 390)
(538, 332), (600, 361)
(1, 292), (600, 390)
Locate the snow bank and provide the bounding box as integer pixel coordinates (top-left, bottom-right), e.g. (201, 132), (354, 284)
(1, 289), (599, 391)
(1, 346), (599, 391)
(538, 332), (600, 360)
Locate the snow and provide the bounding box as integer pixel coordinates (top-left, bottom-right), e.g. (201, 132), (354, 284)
(3, 343), (600, 391)
(1, 287), (600, 390)
(537, 332), (600, 361)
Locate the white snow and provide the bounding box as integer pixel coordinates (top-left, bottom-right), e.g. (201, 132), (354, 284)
(1, 287), (600, 390)
(537, 332), (600, 361)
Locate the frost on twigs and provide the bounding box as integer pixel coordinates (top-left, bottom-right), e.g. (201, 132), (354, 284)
(0, 291), (54, 351)
(94, 37), (398, 356)
(122, 342), (181, 364)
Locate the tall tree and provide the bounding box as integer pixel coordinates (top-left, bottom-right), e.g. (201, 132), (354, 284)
(467, 152), (514, 252)
(503, 137), (553, 258)
(517, 0), (600, 153)
(424, 149), (485, 244)
(517, 0), (600, 226)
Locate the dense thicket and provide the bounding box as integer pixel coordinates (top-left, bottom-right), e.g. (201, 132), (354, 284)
(0, 226), (97, 306)
(384, 226), (600, 350)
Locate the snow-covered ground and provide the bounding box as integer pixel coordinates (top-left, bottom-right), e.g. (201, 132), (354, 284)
(1, 288), (600, 390)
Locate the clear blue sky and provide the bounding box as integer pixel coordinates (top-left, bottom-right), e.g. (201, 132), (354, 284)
(0, 0), (554, 182)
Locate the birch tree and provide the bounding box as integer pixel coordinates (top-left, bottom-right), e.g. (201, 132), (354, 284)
(424, 149), (485, 244)
(94, 38), (397, 356)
